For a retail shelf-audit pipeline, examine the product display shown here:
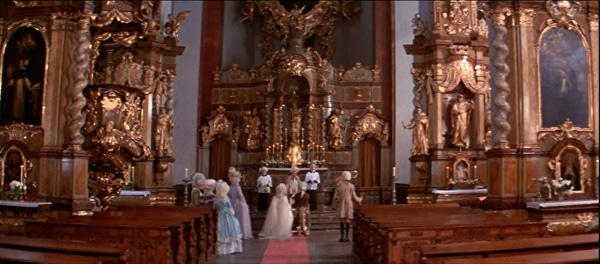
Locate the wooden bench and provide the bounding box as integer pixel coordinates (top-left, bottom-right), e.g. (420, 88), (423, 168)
(420, 233), (599, 264)
(441, 248), (599, 264)
(352, 205), (547, 264)
(0, 235), (128, 264)
(98, 205), (217, 263)
(25, 216), (187, 264)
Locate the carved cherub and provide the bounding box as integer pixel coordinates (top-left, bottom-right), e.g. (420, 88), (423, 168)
(164, 10), (192, 39)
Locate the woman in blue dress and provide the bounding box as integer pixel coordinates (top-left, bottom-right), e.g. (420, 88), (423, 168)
(213, 181), (243, 254)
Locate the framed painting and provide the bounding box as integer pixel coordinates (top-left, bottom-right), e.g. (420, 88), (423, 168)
(0, 27), (46, 126)
(539, 27), (589, 129)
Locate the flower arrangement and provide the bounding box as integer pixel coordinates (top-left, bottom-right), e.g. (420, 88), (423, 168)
(260, 159), (286, 168)
(9, 180), (26, 201)
(467, 178), (479, 189)
(551, 177), (573, 199)
(447, 178), (456, 190)
(304, 159), (326, 168)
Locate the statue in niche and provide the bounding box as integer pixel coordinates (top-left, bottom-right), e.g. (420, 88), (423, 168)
(403, 107), (429, 155)
(326, 109), (345, 150)
(560, 150), (581, 191)
(243, 109), (262, 151)
(450, 95), (473, 147)
(290, 107), (303, 144)
(456, 161), (469, 181)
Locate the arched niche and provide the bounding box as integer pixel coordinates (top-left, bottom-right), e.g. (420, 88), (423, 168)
(548, 140), (588, 193)
(0, 141), (32, 185)
(0, 27), (46, 126)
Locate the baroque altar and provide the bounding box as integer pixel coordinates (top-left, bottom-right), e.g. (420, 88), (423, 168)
(198, 1), (393, 205)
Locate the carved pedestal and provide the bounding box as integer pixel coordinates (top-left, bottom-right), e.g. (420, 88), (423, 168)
(61, 150), (94, 216)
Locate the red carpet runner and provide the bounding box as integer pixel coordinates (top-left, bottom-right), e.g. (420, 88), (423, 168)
(261, 236), (310, 264)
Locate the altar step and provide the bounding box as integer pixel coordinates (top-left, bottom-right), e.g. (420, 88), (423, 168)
(250, 209), (340, 232)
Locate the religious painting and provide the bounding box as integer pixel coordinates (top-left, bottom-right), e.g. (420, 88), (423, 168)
(0, 27), (46, 126)
(540, 27), (588, 128)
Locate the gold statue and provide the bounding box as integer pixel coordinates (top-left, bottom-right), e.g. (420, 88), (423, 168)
(450, 95), (473, 147)
(287, 143), (303, 167)
(403, 107), (429, 155)
(326, 109), (344, 150)
(243, 110), (262, 150)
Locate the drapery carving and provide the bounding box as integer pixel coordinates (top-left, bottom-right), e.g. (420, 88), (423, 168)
(351, 105), (389, 146)
(427, 45), (489, 94)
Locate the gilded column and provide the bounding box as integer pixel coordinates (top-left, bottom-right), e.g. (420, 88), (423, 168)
(490, 7), (512, 149)
(589, 13), (599, 150)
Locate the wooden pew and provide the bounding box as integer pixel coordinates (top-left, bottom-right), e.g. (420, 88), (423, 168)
(0, 247), (109, 264)
(420, 233), (599, 264)
(99, 205), (217, 263)
(352, 205), (547, 264)
(441, 248), (599, 264)
(0, 235), (128, 264)
(25, 216), (186, 264)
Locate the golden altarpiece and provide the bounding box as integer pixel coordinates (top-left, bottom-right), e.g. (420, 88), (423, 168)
(0, 0), (187, 223)
(404, 0), (598, 232)
(199, 1), (393, 207)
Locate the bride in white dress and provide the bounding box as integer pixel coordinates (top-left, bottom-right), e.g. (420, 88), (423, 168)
(258, 183), (293, 240)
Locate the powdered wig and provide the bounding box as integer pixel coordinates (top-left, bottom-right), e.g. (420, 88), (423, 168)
(341, 171), (351, 181)
(203, 179), (217, 195)
(300, 181), (307, 190)
(290, 165), (300, 173)
(276, 183), (287, 195)
(192, 173), (206, 188)
(216, 180), (230, 199)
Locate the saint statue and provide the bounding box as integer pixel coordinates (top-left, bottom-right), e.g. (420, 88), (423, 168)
(450, 95), (473, 147)
(326, 109), (344, 150)
(403, 108), (429, 155)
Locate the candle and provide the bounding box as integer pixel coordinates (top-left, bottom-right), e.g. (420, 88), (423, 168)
(392, 166), (396, 178)
(185, 168), (189, 179)
(596, 159), (599, 177)
(20, 165), (24, 183)
(445, 166), (450, 180)
(473, 164), (477, 178)
(0, 158), (4, 185)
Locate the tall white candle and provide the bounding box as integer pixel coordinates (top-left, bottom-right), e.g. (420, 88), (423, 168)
(185, 168), (189, 179)
(392, 166), (396, 178)
(474, 164), (477, 178)
(445, 166), (450, 180)
(20, 165), (24, 183)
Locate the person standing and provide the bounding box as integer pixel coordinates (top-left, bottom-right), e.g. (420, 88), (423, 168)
(256, 167), (272, 212)
(258, 183), (294, 240)
(304, 164), (320, 211)
(295, 182), (311, 236)
(286, 166), (301, 202)
(228, 170), (253, 239)
(213, 181), (243, 254)
(332, 171), (362, 242)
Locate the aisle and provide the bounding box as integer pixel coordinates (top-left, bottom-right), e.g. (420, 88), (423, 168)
(211, 230), (362, 264)
(261, 236), (309, 264)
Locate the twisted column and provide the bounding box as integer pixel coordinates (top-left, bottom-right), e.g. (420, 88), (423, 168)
(67, 15), (91, 150)
(490, 7), (512, 149)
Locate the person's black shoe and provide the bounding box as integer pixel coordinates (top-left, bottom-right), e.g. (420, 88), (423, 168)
(343, 238), (350, 242)
(339, 237), (344, 242)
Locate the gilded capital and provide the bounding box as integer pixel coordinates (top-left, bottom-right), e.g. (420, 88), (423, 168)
(517, 8), (536, 27)
(490, 7), (512, 27)
(589, 13), (599, 32)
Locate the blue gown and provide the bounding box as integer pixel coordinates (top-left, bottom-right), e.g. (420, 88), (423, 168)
(213, 197), (243, 254)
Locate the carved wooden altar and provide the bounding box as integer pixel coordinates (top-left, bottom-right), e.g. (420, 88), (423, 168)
(404, 1), (599, 209)
(0, 1), (186, 214)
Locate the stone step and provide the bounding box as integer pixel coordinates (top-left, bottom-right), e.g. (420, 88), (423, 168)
(250, 209), (340, 232)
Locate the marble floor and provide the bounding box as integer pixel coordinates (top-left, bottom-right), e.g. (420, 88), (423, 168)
(210, 229), (364, 264)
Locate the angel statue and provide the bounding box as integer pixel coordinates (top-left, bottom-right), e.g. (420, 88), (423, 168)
(163, 10), (192, 40)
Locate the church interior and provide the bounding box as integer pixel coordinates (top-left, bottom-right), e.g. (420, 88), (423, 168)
(0, 0), (598, 263)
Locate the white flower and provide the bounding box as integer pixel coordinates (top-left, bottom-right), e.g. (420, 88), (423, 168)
(10, 180), (23, 190)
